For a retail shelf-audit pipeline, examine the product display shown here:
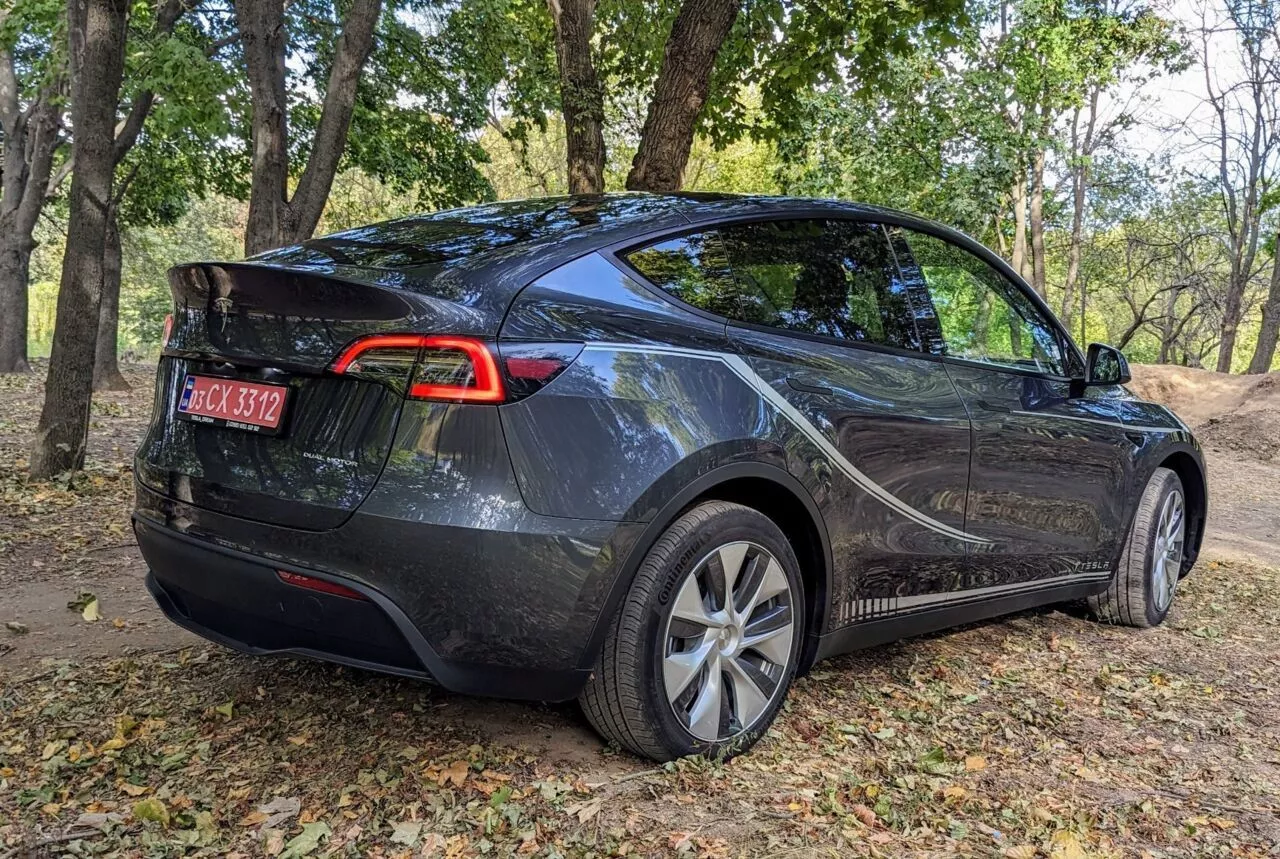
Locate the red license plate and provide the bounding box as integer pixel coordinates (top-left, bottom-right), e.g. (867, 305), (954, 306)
(176, 374), (289, 434)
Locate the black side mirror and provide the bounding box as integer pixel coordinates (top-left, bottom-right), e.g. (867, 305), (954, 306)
(1085, 343), (1131, 386)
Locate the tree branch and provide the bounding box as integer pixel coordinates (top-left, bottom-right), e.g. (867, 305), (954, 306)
(287, 0), (382, 239)
(111, 0), (190, 166)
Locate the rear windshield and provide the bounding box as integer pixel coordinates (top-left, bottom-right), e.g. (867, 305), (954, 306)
(253, 195), (689, 270)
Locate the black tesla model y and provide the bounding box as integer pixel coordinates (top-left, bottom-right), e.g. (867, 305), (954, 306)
(135, 194), (1206, 761)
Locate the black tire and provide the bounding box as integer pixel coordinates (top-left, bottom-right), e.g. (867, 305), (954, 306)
(1088, 467), (1186, 627)
(579, 501), (804, 762)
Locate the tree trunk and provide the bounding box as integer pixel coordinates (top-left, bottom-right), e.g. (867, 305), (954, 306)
(1060, 90), (1096, 328)
(1247, 240), (1280, 374)
(0, 230), (33, 374)
(1028, 148), (1047, 300)
(29, 0), (128, 479)
(0, 54), (63, 374)
(1010, 171), (1030, 282)
(624, 0), (741, 192)
(236, 0), (292, 255)
(1059, 160), (1086, 326)
(93, 209), (129, 391)
(236, 0), (382, 255)
(286, 0), (380, 241)
(547, 0), (604, 195)
(1158, 287), (1176, 364)
(1216, 270), (1245, 373)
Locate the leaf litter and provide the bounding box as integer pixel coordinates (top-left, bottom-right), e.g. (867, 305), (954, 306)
(2, 363), (1280, 856)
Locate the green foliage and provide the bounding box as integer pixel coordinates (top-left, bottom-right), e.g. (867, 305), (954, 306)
(0, 0), (66, 91)
(481, 0), (966, 161)
(115, 2), (247, 229)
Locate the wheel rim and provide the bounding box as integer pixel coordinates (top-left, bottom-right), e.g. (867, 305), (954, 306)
(661, 541), (796, 742)
(1151, 489), (1186, 613)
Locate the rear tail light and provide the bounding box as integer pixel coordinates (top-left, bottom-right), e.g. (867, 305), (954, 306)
(277, 570), (368, 601)
(331, 334), (504, 402)
(410, 337), (504, 402)
(331, 336), (582, 402)
(161, 313), (174, 348)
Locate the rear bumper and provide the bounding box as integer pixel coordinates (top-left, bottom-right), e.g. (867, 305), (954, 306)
(135, 517), (595, 701)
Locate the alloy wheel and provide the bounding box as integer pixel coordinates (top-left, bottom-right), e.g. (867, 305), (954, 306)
(1151, 488), (1185, 612)
(661, 541), (796, 742)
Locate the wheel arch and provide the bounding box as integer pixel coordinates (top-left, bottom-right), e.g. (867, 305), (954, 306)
(1158, 449), (1207, 572)
(578, 462), (834, 676)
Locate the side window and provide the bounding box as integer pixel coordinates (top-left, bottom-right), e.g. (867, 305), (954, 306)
(715, 219), (921, 351)
(623, 232), (746, 318)
(898, 229), (1066, 376)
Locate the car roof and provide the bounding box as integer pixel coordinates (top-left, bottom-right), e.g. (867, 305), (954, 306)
(250, 193), (931, 274)
(228, 193), (992, 325)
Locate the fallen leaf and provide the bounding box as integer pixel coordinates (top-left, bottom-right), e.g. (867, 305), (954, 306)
(256, 796), (300, 829)
(67, 591), (95, 612)
(668, 831), (693, 851)
(280, 821), (331, 858)
(1048, 830), (1086, 859)
(1004, 846), (1037, 859)
(565, 797), (603, 823)
(390, 820), (422, 846)
(5, 621), (28, 635)
(965, 755), (987, 771)
(132, 798), (169, 826)
(851, 804), (877, 827)
(82, 598), (100, 622)
(262, 828), (286, 856)
(695, 837), (730, 859)
(215, 701), (234, 718)
(118, 782), (149, 796)
(943, 785), (967, 801)
(75, 811), (123, 830)
(440, 759), (469, 787)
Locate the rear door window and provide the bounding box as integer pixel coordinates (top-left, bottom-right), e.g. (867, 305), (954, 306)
(715, 219), (923, 351)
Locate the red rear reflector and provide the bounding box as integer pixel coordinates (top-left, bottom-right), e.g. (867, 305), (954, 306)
(277, 570), (368, 600)
(505, 356), (566, 381)
(330, 334), (505, 403)
(161, 313), (174, 347)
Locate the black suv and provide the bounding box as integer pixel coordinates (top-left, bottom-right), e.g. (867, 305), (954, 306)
(135, 194), (1206, 761)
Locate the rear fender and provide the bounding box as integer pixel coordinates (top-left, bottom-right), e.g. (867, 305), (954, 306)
(576, 461), (833, 676)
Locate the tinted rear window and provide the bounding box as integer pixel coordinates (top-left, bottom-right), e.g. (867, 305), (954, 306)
(253, 195), (689, 270)
(717, 219), (920, 350)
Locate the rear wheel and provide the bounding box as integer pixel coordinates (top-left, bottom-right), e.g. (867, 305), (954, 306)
(1088, 467), (1186, 627)
(580, 501), (803, 761)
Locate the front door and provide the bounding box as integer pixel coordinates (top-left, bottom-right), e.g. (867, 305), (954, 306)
(889, 225), (1134, 591)
(714, 218), (980, 627)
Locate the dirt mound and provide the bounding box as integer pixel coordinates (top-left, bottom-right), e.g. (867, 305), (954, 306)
(1128, 364), (1280, 462)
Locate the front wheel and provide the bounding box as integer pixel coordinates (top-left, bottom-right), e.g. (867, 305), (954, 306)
(580, 501), (804, 761)
(1088, 467), (1187, 627)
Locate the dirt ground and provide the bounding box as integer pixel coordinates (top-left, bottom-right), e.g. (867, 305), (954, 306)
(2, 363), (1279, 857)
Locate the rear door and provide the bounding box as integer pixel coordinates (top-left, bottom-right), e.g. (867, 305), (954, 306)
(889, 226), (1132, 589)
(713, 218), (978, 626)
